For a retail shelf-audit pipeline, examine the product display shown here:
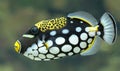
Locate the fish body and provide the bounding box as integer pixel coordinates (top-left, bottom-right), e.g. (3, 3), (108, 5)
(14, 11), (117, 61)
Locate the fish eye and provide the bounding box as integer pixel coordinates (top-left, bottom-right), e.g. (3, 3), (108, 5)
(31, 26), (39, 35)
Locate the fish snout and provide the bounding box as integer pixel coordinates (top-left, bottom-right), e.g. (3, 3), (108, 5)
(14, 40), (21, 53)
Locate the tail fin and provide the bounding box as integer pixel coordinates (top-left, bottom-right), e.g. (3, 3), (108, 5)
(99, 12), (117, 45)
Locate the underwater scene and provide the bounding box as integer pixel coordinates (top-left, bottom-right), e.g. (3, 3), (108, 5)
(0, 0), (120, 71)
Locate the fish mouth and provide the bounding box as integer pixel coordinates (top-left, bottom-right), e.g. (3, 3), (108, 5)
(14, 40), (21, 53)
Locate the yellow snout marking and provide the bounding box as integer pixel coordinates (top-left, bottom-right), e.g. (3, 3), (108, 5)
(14, 40), (21, 53)
(89, 26), (99, 32)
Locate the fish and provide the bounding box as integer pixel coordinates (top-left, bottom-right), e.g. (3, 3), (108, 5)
(14, 11), (117, 61)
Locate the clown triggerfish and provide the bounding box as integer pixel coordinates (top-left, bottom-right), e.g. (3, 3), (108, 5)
(14, 11), (117, 61)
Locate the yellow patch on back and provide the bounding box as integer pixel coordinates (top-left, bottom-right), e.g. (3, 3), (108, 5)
(35, 17), (67, 32)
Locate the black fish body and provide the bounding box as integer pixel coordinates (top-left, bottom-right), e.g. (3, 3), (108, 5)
(14, 11), (117, 61)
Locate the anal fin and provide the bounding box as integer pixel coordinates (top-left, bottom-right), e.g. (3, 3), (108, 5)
(81, 36), (101, 56)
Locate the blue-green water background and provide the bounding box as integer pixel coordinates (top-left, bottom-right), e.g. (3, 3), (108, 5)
(0, 0), (120, 71)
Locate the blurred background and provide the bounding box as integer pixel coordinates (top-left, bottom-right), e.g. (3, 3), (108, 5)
(0, 0), (120, 71)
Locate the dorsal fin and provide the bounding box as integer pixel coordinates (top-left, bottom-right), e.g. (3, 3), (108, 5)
(67, 11), (98, 26)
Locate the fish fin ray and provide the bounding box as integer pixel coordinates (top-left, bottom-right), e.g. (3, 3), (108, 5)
(99, 12), (117, 44)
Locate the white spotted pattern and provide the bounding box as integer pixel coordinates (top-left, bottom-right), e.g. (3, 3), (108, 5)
(46, 54), (55, 58)
(43, 59), (50, 61)
(87, 38), (93, 43)
(62, 29), (69, 34)
(28, 55), (34, 60)
(38, 54), (46, 59)
(68, 52), (74, 56)
(75, 27), (82, 32)
(31, 50), (38, 56)
(25, 44), (39, 56)
(80, 21), (83, 23)
(49, 47), (60, 54)
(55, 37), (65, 45)
(46, 40), (53, 47)
(50, 31), (56, 36)
(34, 57), (41, 61)
(38, 46), (48, 54)
(54, 57), (60, 59)
(58, 53), (66, 57)
(89, 32), (96, 37)
(69, 34), (79, 45)
(85, 27), (89, 32)
(80, 42), (87, 48)
(97, 31), (101, 35)
(61, 44), (72, 52)
(26, 48), (32, 53)
(73, 47), (81, 53)
(23, 52), (29, 57)
(80, 33), (88, 40)
(70, 21), (73, 23)
(38, 40), (43, 47)
(31, 43), (38, 49)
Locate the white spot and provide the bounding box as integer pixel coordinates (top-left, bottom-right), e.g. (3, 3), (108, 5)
(61, 44), (72, 52)
(69, 34), (79, 45)
(89, 32), (96, 37)
(49, 47), (60, 54)
(31, 43), (38, 49)
(87, 38), (93, 43)
(22, 34), (34, 38)
(58, 53), (66, 57)
(80, 33), (88, 40)
(73, 47), (81, 53)
(70, 21), (73, 23)
(80, 42), (87, 49)
(38, 40), (43, 47)
(80, 21), (83, 23)
(54, 57), (60, 60)
(68, 52), (73, 56)
(97, 31), (101, 35)
(46, 54), (55, 58)
(43, 59), (50, 61)
(31, 50), (39, 56)
(50, 31), (56, 36)
(26, 48), (32, 53)
(62, 29), (69, 34)
(25, 44), (39, 56)
(38, 46), (48, 54)
(38, 54), (46, 59)
(46, 40), (53, 47)
(55, 37), (65, 45)
(34, 57), (41, 61)
(85, 27), (89, 32)
(75, 27), (82, 32)
(23, 52), (28, 57)
(28, 55), (34, 60)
